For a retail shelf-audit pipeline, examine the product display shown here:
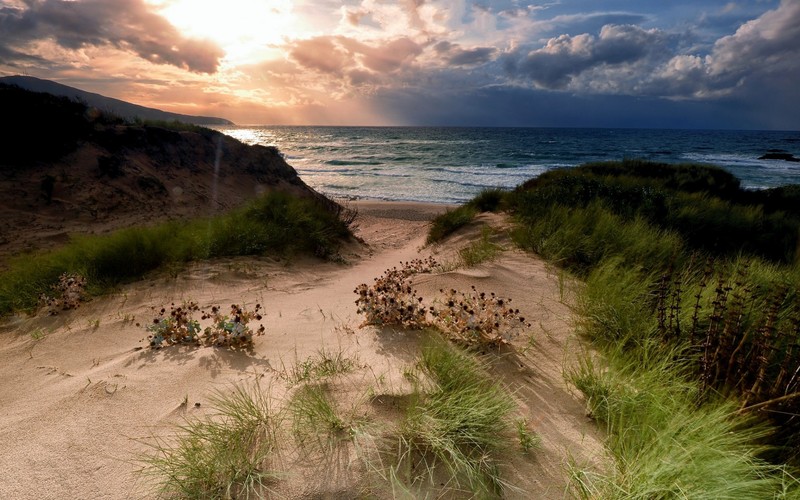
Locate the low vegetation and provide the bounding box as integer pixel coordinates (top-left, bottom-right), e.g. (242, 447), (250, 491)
(354, 258), (529, 347)
(140, 385), (280, 499)
(390, 337), (518, 497)
(143, 302), (265, 349)
(142, 338), (532, 498)
(426, 188), (507, 244)
(0, 192), (351, 316)
(568, 349), (797, 498)
(456, 226), (502, 267)
(431, 159), (800, 494)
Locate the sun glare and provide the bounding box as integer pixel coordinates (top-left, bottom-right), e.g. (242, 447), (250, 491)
(149, 0), (302, 64)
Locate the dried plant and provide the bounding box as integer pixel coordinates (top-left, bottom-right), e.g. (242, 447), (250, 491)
(654, 263), (800, 419)
(355, 259), (530, 348)
(354, 258), (437, 329)
(430, 286), (530, 347)
(144, 302), (265, 349)
(145, 302), (202, 348)
(38, 273), (87, 314)
(201, 303), (266, 348)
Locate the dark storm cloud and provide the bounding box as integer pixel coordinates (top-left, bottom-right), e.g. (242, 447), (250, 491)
(537, 12), (650, 38)
(646, 0), (800, 98)
(498, 0), (800, 107)
(0, 0), (224, 73)
(505, 24), (671, 89)
(434, 41), (496, 67)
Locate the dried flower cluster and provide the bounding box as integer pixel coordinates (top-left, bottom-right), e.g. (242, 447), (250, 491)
(431, 286), (530, 347)
(144, 302), (265, 349)
(39, 273), (87, 314)
(355, 259), (530, 347)
(202, 304), (266, 348)
(354, 258), (437, 329)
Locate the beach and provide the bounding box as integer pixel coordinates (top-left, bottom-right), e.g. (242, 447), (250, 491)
(0, 200), (604, 499)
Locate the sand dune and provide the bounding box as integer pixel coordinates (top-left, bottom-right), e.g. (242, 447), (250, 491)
(0, 201), (604, 499)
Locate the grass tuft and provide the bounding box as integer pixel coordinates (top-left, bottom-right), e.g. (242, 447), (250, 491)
(427, 206), (478, 244)
(140, 384), (280, 499)
(290, 383), (359, 454)
(392, 337), (517, 497)
(287, 348), (358, 385)
(457, 226), (502, 267)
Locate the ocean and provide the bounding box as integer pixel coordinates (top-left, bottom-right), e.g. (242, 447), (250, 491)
(212, 126), (800, 204)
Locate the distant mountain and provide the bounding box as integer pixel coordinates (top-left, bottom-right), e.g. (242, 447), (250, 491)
(0, 75), (234, 125)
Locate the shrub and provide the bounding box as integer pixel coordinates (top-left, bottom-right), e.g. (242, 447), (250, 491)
(355, 260), (529, 348)
(466, 188), (506, 213)
(202, 304), (266, 348)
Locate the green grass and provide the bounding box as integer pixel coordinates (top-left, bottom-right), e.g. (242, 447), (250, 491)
(391, 336), (517, 497)
(286, 348), (357, 385)
(568, 349), (800, 499)
(289, 383), (359, 453)
(509, 160), (800, 264)
(140, 385), (280, 499)
(457, 226), (502, 267)
(427, 205), (478, 244)
(0, 192), (350, 316)
(427, 161), (800, 490)
(426, 188), (509, 244)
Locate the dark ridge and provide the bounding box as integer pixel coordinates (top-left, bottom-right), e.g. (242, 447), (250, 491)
(0, 83), (333, 260)
(0, 75), (234, 125)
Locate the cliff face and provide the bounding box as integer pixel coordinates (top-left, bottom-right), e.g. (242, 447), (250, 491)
(0, 84), (322, 259)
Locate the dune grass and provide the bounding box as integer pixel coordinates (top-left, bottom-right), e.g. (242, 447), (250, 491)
(289, 383), (364, 455)
(508, 159), (800, 265)
(426, 188), (508, 244)
(427, 205), (478, 244)
(140, 385), (280, 499)
(456, 226), (502, 268)
(390, 336), (517, 497)
(285, 348), (358, 385)
(430, 160), (800, 491)
(0, 192), (350, 316)
(568, 349), (800, 499)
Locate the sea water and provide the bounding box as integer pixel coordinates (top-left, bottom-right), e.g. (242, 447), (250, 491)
(212, 126), (800, 204)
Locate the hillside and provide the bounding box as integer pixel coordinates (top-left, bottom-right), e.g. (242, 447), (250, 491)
(0, 84), (318, 261)
(0, 75), (233, 125)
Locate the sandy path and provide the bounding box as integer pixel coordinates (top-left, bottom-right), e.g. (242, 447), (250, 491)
(0, 202), (603, 499)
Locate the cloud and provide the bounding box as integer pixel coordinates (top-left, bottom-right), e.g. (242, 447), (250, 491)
(500, 0), (799, 105)
(433, 41), (497, 66)
(289, 35), (423, 78)
(0, 0), (224, 73)
(289, 37), (351, 76)
(505, 24), (671, 89)
(651, 0), (800, 97)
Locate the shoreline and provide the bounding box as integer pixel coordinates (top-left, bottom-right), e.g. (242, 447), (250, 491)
(348, 199), (457, 222)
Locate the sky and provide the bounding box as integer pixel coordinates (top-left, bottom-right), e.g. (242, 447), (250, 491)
(0, 0), (798, 129)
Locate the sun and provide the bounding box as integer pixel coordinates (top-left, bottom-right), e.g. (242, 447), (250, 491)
(149, 0), (302, 64)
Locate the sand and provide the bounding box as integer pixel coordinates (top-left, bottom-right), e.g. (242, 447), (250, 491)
(0, 201), (605, 499)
